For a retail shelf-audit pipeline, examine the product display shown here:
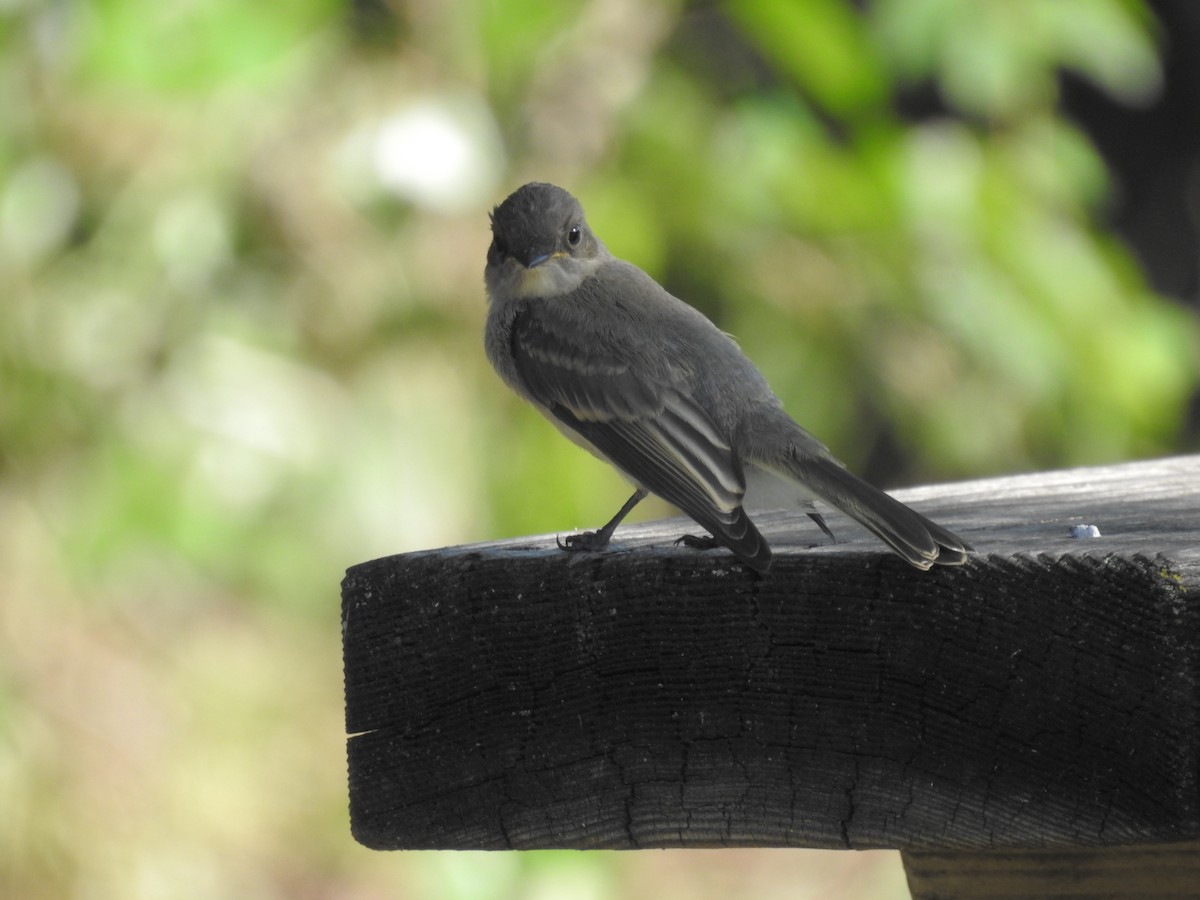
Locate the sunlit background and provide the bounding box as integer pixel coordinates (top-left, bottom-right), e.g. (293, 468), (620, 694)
(2, 0), (1198, 897)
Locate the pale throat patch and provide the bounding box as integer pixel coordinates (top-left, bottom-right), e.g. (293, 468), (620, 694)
(509, 256), (599, 299)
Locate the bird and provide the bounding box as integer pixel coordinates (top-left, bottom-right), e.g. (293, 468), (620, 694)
(483, 182), (972, 574)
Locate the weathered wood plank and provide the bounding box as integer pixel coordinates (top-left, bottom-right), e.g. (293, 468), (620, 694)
(342, 456), (1200, 851)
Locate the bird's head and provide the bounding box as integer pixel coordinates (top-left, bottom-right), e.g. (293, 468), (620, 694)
(485, 182), (607, 301)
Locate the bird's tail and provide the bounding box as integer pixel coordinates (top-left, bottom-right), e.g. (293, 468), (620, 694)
(790, 454), (971, 568)
(748, 412), (972, 569)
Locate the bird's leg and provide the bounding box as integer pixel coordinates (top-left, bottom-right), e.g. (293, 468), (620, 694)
(809, 511), (836, 542)
(678, 512), (835, 554)
(558, 488), (648, 553)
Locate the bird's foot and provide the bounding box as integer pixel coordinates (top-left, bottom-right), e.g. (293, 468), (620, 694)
(557, 531), (613, 553)
(674, 533), (719, 551)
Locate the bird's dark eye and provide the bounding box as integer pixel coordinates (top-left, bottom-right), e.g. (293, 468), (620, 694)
(566, 225), (582, 248)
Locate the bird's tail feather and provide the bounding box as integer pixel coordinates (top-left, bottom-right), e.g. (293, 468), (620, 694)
(777, 453), (972, 569)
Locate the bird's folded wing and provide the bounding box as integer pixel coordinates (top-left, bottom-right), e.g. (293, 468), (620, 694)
(510, 305), (744, 522)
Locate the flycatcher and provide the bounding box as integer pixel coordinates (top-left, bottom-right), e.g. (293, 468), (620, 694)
(484, 182), (971, 573)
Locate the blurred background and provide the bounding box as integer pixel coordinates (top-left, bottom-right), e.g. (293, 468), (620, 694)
(2, 0), (1198, 897)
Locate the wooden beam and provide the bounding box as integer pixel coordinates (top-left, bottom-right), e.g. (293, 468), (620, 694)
(342, 456), (1200, 852)
(902, 839), (1200, 898)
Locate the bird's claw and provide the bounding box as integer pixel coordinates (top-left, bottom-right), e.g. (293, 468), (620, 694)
(675, 533), (719, 551)
(557, 531), (612, 553)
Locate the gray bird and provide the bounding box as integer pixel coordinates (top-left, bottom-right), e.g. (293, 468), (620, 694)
(484, 182), (972, 573)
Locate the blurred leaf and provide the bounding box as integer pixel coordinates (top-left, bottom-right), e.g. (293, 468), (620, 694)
(1045, 0), (1161, 105)
(874, 0), (1161, 116)
(80, 0), (340, 93)
(478, 0), (580, 104)
(727, 0), (888, 116)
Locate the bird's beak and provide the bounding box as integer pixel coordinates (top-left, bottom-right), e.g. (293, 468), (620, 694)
(523, 250), (566, 269)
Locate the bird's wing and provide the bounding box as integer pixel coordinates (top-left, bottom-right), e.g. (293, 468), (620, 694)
(510, 300), (770, 570)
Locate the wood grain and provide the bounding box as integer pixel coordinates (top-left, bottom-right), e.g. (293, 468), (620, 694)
(342, 456), (1200, 853)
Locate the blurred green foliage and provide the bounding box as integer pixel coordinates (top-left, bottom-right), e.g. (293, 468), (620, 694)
(0, 0), (1195, 897)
